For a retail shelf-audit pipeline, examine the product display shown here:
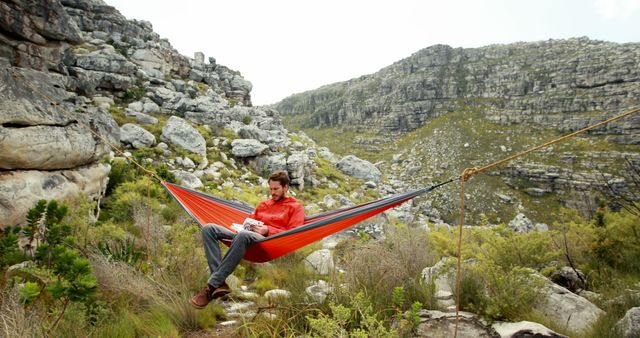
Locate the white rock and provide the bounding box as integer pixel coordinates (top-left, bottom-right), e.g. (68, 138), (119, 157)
(616, 307), (640, 338)
(171, 170), (203, 189)
(492, 321), (568, 338)
(264, 289), (291, 302)
(304, 249), (335, 275)
(306, 280), (333, 304)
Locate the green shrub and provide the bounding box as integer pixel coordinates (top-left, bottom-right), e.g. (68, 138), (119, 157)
(155, 165), (177, 183)
(87, 221), (127, 244)
(591, 209), (640, 273)
(585, 290), (640, 338)
(0, 224), (25, 268)
(157, 224), (207, 291)
(61, 195), (98, 250)
(96, 238), (144, 268)
(461, 262), (541, 321)
(547, 208), (640, 290)
(122, 86), (146, 102)
(102, 176), (165, 223)
(9, 200), (98, 334)
(106, 159), (137, 196)
(306, 292), (397, 337)
(90, 313), (136, 337)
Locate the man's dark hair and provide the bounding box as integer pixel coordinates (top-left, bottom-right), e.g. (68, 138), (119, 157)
(268, 170), (290, 186)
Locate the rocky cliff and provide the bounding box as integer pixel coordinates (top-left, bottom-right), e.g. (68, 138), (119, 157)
(0, 0), (252, 225)
(274, 38), (639, 144)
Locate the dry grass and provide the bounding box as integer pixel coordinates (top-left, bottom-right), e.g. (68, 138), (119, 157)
(90, 253), (221, 334)
(338, 225), (438, 311)
(0, 286), (45, 337)
(90, 253), (159, 307)
(133, 201), (164, 259)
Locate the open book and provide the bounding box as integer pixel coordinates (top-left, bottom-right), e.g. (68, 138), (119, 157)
(231, 218), (264, 233)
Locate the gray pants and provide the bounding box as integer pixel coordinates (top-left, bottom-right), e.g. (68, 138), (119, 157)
(202, 224), (264, 287)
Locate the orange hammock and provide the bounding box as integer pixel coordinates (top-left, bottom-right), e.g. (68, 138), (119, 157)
(162, 180), (452, 263)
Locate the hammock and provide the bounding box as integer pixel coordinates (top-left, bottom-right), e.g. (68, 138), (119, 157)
(162, 179), (452, 263)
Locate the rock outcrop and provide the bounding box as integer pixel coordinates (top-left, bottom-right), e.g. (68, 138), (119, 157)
(0, 0), (254, 225)
(275, 38), (640, 144)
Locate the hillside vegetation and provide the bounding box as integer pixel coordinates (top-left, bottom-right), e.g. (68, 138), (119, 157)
(288, 104), (637, 225)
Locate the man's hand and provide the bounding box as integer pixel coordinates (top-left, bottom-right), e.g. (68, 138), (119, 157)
(251, 223), (269, 236)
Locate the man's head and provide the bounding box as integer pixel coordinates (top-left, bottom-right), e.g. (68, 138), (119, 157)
(268, 170), (290, 201)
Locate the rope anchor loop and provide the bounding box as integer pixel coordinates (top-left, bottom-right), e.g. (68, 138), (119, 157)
(460, 167), (479, 182)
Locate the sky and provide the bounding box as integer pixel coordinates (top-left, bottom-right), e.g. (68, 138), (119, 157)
(104, 0), (640, 106)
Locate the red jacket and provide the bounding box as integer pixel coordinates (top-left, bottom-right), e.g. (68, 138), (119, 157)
(251, 196), (304, 236)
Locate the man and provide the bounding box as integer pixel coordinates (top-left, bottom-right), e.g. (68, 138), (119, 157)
(190, 170), (305, 309)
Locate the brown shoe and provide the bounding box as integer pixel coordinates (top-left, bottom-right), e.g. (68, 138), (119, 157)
(212, 282), (231, 299)
(190, 284), (214, 309)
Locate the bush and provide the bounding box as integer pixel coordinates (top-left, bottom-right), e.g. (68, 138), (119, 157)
(6, 200), (98, 335)
(549, 208), (640, 290)
(106, 159), (137, 196)
(337, 225), (436, 313)
(96, 238), (144, 268)
(123, 86), (146, 102)
(155, 165), (177, 183)
(460, 262), (542, 321)
(102, 176), (165, 223)
(0, 225), (24, 268)
(306, 292), (397, 337)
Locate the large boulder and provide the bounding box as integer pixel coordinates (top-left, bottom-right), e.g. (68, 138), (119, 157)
(125, 110), (158, 125)
(231, 139), (269, 158)
(74, 46), (138, 75)
(507, 213), (548, 233)
(492, 321), (567, 338)
(161, 116), (206, 156)
(254, 154), (287, 174)
(0, 67), (119, 170)
(305, 280), (333, 304)
(336, 155), (381, 181)
(130, 48), (165, 78)
(237, 125), (274, 144)
(120, 123), (156, 148)
(304, 249), (334, 275)
(0, 0), (82, 45)
(415, 310), (499, 338)
(172, 170), (203, 189)
(0, 163), (110, 226)
(532, 273), (604, 335)
(415, 311), (567, 338)
(550, 266), (587, 293)
(616, 307), (640, 338)
(287, 152), (313, 189)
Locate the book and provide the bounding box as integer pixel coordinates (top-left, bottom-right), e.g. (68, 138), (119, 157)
(231, 218), (264, 232)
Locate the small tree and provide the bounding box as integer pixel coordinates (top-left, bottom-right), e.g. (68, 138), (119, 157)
(8, 200), (97, 334)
